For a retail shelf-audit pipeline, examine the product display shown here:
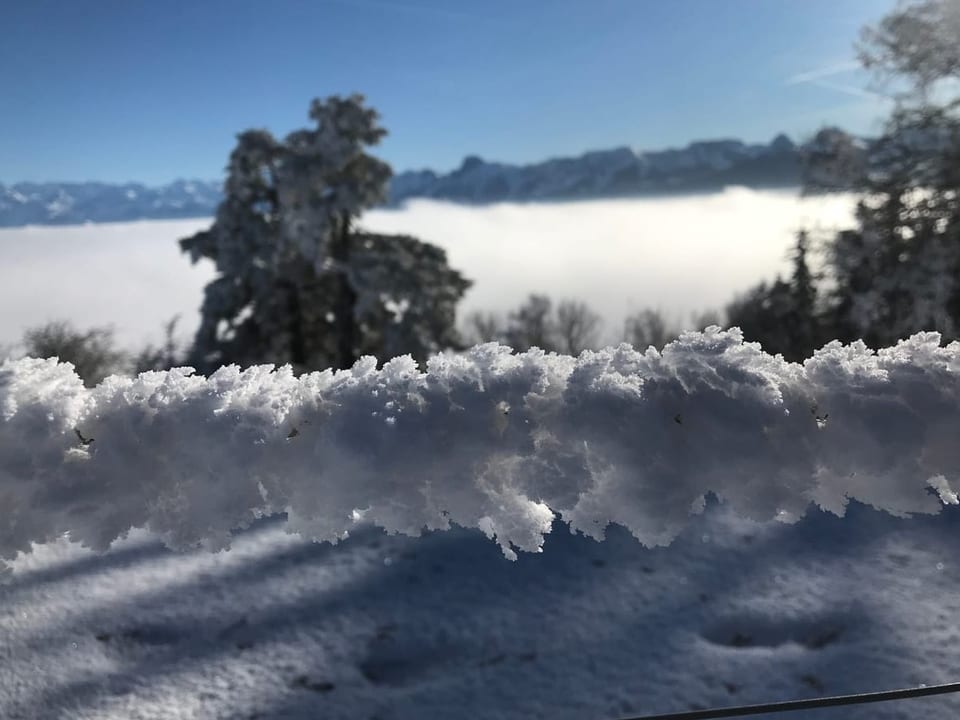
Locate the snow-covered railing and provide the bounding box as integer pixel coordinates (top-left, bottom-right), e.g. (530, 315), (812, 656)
(2, 328), (959, 574)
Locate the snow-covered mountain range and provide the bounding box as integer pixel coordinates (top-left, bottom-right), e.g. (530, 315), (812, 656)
(1, 133), (814, 227)
(0, 179), (222, 228)
(390, 133), (803, 204)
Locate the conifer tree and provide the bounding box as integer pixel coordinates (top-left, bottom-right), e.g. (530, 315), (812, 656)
(811, 0), (960, 346)
(726, 232), (824, 361)
(181, 95), (470, 372)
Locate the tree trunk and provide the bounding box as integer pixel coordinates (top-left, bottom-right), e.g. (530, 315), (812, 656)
(273, 275), (307, 369)
(286, 281), (307, 369)
(331, 213), (357, 370)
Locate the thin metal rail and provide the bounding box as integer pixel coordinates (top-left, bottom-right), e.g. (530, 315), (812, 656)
(619, 680), (960, 720)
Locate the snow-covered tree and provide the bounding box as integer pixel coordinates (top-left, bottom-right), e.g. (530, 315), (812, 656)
(133, 316), (182, 373)
(810, 0), (960, 346)
(554, 300), (602, 354)
(180, 95), (469, 372)
(726, 232), (826, 361)
(505, 294), (556, 352)
(500, 295), (604, 354)
(623, 308), (675, 350)
(689, 310), (723, 331)
(20, 320), (127, 387)
(347, 232), (470, 361)
(463, 310), (506, 345)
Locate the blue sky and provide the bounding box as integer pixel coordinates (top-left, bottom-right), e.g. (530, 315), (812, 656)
(1, 0), (894, 184)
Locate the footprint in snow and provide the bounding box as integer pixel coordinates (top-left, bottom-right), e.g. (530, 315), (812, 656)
(701, 613), (847, 650)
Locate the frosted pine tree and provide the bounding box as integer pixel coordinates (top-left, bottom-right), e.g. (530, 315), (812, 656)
(810, 0), (960, 347)
(180, 95), (470, 372)
(348, 232), (470, 361)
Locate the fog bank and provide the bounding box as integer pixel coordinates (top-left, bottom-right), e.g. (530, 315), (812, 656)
(0, 189), (856, 352)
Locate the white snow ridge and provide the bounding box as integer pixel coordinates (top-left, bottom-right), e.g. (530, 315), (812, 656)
(2, 327), (959, 570)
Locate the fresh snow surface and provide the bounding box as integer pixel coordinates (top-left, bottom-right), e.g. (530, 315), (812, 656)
(0, 191), (856, 351)
(4, 328), (960, 564)
(2, 502), (959, 719)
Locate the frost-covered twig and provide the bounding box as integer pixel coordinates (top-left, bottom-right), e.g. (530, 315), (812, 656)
(2, 328), (959, 571)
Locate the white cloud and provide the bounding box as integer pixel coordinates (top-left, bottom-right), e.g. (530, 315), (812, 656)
(787, 60), (888, 101)
(787, 60), (862, 86)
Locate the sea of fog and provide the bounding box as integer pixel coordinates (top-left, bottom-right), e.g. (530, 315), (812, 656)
(0, 188), (856, 353)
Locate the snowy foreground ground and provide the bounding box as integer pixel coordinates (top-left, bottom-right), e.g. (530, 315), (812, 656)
(2, 502), (959, 720)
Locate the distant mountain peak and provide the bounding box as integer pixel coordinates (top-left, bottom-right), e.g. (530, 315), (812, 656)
(387, 134), (805, 205)
(0, 178), (223, 228)
(770, 133), (796, 152)
(458, 155), (487, 172)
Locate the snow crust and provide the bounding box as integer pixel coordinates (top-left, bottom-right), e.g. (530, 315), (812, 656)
(3, 328), (959, 570)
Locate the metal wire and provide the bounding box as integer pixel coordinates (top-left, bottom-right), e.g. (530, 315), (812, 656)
(618, 680), (960, 720)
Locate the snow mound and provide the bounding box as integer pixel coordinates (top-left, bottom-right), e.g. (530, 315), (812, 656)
(2, 328), (959, 571)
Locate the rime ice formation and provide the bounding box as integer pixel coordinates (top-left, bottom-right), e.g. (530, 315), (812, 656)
(2, 328), (958, 571)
